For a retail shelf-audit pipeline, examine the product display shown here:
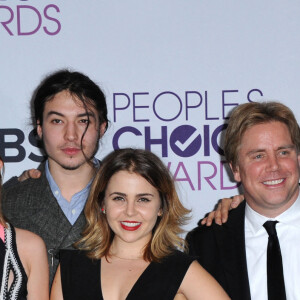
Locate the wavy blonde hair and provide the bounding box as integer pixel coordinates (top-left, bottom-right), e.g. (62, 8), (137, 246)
(77, 148), (190, 262)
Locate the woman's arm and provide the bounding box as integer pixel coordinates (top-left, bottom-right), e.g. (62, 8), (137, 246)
(178, 261), (230, 300)
(16, 228), (49, 300)
(174, 293), (188, 300)
(50, 265), (63, 300)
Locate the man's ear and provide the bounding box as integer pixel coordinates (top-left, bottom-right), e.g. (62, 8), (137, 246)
(230, 163), (241, 182)
(99, 122), (107, 139)
(36, 122), (42, 139)
(0, 159), (3, 171)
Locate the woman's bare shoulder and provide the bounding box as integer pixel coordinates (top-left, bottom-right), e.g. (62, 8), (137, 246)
(15, 227), (47, 272)
(15, 227), (46, 250)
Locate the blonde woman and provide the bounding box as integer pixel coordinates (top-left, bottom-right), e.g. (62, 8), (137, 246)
(0, 157), (49, 300)
(51, 149), (230, 300)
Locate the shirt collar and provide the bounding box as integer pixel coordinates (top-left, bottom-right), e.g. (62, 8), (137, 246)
(45, 158), (99, 196)
(245, 192), (300, 235)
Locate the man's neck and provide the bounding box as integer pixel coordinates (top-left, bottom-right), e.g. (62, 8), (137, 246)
(48, 160), (95, 202)
(245, 189), (300, 219)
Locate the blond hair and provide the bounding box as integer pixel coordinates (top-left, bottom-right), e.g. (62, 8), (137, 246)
(224, 101), (300, 170)
(77, 148), (190, 262)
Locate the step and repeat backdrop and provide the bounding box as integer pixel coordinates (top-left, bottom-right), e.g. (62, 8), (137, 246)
(1, 0), (300, 231)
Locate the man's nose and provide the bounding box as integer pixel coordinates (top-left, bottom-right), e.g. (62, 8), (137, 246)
(64, 123), (78, 141)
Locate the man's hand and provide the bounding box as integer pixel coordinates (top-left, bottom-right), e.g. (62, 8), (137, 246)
(201, 195), (245, 226)
(18, 169), (41, 182)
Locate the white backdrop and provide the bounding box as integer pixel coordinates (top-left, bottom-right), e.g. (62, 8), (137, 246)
(1, 0), (300, 231)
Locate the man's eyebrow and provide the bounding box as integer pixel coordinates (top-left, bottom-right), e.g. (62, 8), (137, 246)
(246, 149), (265, 156)
(246, 145), (296, 156)
(45, 111), (96, 118)
(277, 145), (296, 150)
(78, 112), (96, 118)
(46, 111), (64, 118)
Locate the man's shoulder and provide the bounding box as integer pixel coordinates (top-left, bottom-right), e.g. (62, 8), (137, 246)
(2, 168), (51, 208)
(2, 169), (55, 225)
(3, 172), (47, 194)
(186, 202), (246, 242)
(186, 220), (219, 245)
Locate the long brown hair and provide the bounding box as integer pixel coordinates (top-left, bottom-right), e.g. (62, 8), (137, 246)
(77, 148), (190, 262)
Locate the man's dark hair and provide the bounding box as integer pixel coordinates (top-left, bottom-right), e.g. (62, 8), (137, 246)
(32, 69), (108, 131)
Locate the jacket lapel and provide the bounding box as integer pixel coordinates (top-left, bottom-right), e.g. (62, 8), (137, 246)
(214, 202), (251, 300)
(59, 211), (86, 249)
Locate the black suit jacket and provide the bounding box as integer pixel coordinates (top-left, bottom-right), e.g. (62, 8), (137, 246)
(186, 201), (251, 300)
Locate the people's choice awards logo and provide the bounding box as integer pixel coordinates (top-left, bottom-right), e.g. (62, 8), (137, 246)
(0, 1), (61, 35)
(111, 88), (263, 190)
(0, 88), (263, 191)
(171, 125), (202, 157)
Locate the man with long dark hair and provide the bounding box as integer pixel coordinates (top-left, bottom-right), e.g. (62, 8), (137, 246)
(2, 70), (108, 286)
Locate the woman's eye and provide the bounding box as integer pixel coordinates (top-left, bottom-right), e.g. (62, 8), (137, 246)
(79, 119), (90, 124)
(138, 197), (150, 203)
(113, 196), (124, 201)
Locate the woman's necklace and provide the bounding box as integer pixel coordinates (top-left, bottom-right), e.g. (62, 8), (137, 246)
(110, 254), (146, 272)
(111, 254), (143, 261)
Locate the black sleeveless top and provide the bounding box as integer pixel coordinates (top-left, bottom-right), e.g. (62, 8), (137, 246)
(0, 224), (28, 300)
(60, 249), (195, 300)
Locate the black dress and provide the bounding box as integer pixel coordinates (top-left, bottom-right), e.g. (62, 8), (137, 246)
(60, 249), (195, 300)
(0, 224), (28, 300)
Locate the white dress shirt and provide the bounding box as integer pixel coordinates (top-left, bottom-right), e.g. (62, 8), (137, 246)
(245, 196), (300, 300)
